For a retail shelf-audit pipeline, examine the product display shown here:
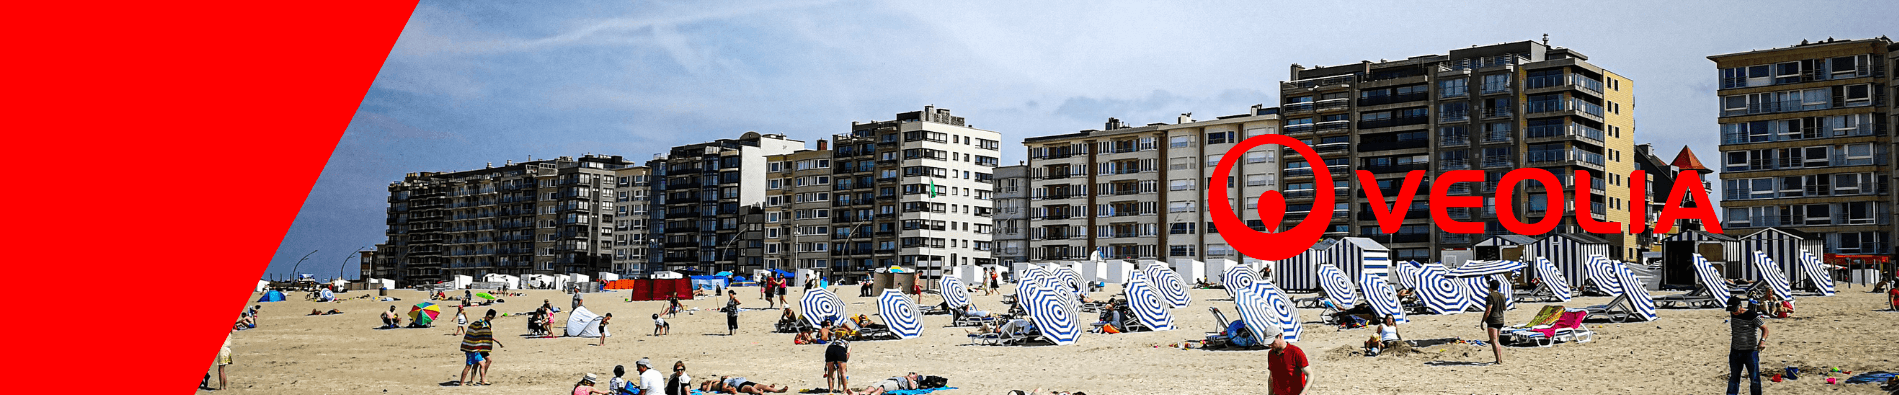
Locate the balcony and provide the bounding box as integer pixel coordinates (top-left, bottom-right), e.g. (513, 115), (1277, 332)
(1357, 92), (1428, 107)
(1526, 123), (1605, 144)
(1282, 98), (1350, 115)
(1526, 99), (1603, 118)
(1440, 135), (1469, 147)
(1284, 75), (1356, 90)
(1525, 149), (1605, 167)
(1357, 116), (1429, 130)
(1527, 74), (1604, 95)
(1440, 110), (1469, 123)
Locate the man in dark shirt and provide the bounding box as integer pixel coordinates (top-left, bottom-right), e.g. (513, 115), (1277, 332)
(724, 290), (741, 335)
(1481, 278), (1506, 365)
(1266, 329), (1312, 395)
(1727, 296), (1769, 395)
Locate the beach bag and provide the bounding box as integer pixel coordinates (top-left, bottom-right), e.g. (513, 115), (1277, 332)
(918, 375), (949, 389)
(1101, 324), (1120, 334)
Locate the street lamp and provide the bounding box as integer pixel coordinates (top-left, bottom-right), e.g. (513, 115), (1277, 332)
(338, 244), (368, 284)
(287, 249), (317, 283)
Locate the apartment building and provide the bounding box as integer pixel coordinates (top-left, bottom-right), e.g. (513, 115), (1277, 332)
(654, 132), (804, 274)
(1712, 37), (1893, 256)
(609, 166), (655, 275)
(818, 106), (1003, 282)
(991, 165), (1031, 265)
(1021, 106), (1281, 262)
(1279, 40), (1640, 261)
(762, 146), (839, 275)
(1632, 145), (1714, 249)
(383, 155), (636, 286)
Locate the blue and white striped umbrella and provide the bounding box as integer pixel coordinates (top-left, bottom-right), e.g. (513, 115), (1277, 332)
(1610, 260), (1658, 321)
(800, 288), (844, 327)
(1448, 260), (1528, 278)
(1222, 265), (1255, 297)
(1316, 264), (1357, 308)
(1416, 262), (1473, 314)
(1532, 257), (1573, 302)
(1055, 267), (1082, 294)
(1461, 275), (1512, 310)
(1749, 251), (1794, 301)
(1123, 270), (1175, 331)
(1358, 272), (1407, 324)
(1023, 279), (1080, 345)
(1797, 251), (1835, 296)
(939, 276), (972, 309)
(1391, 260), (1422, 291)
(1144, 264), (1191, 308)
(1236, 282), (1301, 343)
(1689, 254), (1730, 309)
(1016, 267), (1047, 300)
(1584, 254), (1624, 295)
(876, 289), (923, 339)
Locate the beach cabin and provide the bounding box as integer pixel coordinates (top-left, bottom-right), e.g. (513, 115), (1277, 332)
(1739, 228), (1825, 288)
(1010, 262), (1039, 282)
(598, 272), (620, 282)
(1321, 237), (1391, 284)
(1173, 258), (1210, 284)
(1522, 233), (1612, 290)
(1100, 260), (1136, 284)
(1474, 235), (1537, 261)
(1661, 230), (1741, 288)
(1270, 238), (1335, 292)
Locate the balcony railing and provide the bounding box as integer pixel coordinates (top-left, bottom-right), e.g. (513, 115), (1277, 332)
(1527, 123), (1605, 143)
(1526, 99), (1604, 117)
(1358, 92), (1428, 107)
(1285, 75), (1356, 90)
(1357, 116), (1430, 129)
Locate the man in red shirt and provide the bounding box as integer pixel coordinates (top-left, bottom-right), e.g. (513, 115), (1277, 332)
(1266, 329), (1313, 395)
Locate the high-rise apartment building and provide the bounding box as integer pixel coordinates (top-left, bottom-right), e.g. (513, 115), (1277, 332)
(383, 155), (636, 286)
(762, 146), (840, 275)
(1021, 107), (1282, 262)
(609, 166), (656, 275)
(1712, 37), (1893, 256)
(991, 165), (1031, 265)
(1279, 40), (1640, 261)
(653, 132), (804, 275)
(818, 106), (1003, 282)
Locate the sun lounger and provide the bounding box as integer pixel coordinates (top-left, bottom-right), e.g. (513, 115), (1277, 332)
(1505, 309), (1593, 347)
(1502, 305), (1565, 332)
(1292, 294), (1324, 309)
(1656, 254), (1735, 309)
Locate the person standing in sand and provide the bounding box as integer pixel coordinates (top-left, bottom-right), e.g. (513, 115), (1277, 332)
(1480, 279), (1506, 365)
(1727, 296), (1769, 395)
(459, 309), (504, 386)
(1266, 329), (1311, 395)
(725, 290), (742, 335)
(208, 328), (233, 390)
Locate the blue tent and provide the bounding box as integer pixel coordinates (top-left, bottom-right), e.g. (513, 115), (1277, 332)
(769, 269), (794, 278)
(257, 290), (286, 302)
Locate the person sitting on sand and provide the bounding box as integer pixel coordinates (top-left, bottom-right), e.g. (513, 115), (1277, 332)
(852, 373), (920, 395)
(1888, 286), (1899, 311)
(381, 306), (402, 329)
(701, 376), (789, 394)
(572, 373), (611, 395)
(1364, 316), (1403, 356)
(794, 328), (821, 345)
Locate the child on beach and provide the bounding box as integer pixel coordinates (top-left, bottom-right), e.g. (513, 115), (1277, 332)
(653, 314), (669, 336)
(598, 313), (613, 346)
(454, 306), (468, 335)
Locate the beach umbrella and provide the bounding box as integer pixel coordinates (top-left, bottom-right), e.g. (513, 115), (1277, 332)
(1122, 270), (1175, 331)
(1015, 267), (1047, 299)
(1235, 282), (1301, 343)
(1531, 258), (1573, 302)
(475, 292), (497, 300)
(1461, 274), (1513, 310)
(876, 289), (923, 339)
(1611, 260), (1659, 321)
(1749, 251), (1794, 301)
(800, 288), (845, 327)
(1415, 262), (1473, 314)
(1584, 254), (1625, 295)
(1144, 264), (1190, 308)
(1391, 261), (1422, 291)
(939, 276), (971, 309)
(1221, 265), (1255, 297)
(409, 302), (440, 326)
(1797, 251), (1836, 296)
(1358, 272), (1407, 324)
(1316, 264), (1357, 308)
(1054, 267), (1081, 294)
(1022, 278), (1080, 345)
(1689, 254), (1730, 310)
(1447, 260), (1528, 278)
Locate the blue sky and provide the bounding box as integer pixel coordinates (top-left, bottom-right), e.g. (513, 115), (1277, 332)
(266, 0), (1896, 279)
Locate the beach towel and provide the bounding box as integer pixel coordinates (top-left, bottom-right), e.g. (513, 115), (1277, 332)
(1844, 371), (1894, 384)
(885, 388), (957, 395)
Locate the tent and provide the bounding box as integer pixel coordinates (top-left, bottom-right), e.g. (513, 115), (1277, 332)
(1474, 235), (1538, 261)
(1175, 258), (1213, 284)
(1272, 244), (1327, 292)
(452, 275), (473, 289)
(1099, 260), (1136, 284)
(257, 290), (286, 302)
(481, 274), (520, 290)
(565, 306), (607, 338)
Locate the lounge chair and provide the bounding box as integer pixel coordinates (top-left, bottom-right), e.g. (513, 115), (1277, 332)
(1292, 294), (1325, 309)
(1505, 309), (1593, 347)
(969, 319), (1037, 346)
(1502, 305), (1565, 332)
(1656, 254), (1737, 309)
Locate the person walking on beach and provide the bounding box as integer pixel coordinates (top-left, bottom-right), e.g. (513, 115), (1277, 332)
(207, 328), (233, 390)
(1727, 297), (1769, 395)
(1480, 279), (1506, 365)
(777, 275), (790, 307)
(453, 305), (467, 336)
(459, 309), (504, 386)
(573, 291), (584, 310)
(824, 337), (850, 394)
(1266, 329), (1311, 395)
(725, 290), (742, 335)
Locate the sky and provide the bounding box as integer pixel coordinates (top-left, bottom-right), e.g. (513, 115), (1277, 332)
(266, 0), (1897, 279)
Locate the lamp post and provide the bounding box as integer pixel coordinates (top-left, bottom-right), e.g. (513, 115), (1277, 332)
(338, 244), (368, 285)
(287, 249), (317, 286)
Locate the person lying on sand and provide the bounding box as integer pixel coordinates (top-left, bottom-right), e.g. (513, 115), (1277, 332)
(308, 309), (343, 316)
(700, 376), (788, 394)
(851, 373), (920, 395)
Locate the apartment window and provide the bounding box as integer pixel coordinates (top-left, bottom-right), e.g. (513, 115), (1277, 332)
(1170, 135), (1193, 148)
(1440, 78), (1467, 98)
(1481, 74), (1510, 93)
(1207, 131), (1235, 144)
(1245, 151), (1271, 164)
(1205, 154), (1223, 167)
(1170, 223), (1196, 234)
(1169, 245), (1195, 257)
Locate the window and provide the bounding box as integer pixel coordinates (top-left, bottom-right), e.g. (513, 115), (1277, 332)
(1481, 74), (1510, 93)
(1207, 131), (1235, 144)
(1440, 78), (1467, 97)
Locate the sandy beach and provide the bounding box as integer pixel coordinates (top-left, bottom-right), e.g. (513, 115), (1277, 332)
(210, 286), (1899, 394)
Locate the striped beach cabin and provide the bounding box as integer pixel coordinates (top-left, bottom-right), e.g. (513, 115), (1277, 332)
(1321, 237), (1391, 286)
(1523, 233), (1612, 290)
(1660, 230), (1742, 287)
(1739, 228), (1824, 288)
(1474, 235), (1537, 261)
(1270, 239), (1336, 292)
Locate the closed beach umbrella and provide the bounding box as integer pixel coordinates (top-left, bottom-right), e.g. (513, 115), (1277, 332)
(1123, 270), (1175, 331)
(1316, 264), (1357, 308)
(409, 302), (440, 326)
(1796, 251), (1836, 296)
(1358, 273), (1407, 324)
(1144, 264), (1190, 308)
(1235, 282), (1301, 343)
(1532, 258), (1573, 302)
(1447, 260), (1528, 278)
(939, 276), (971, 309)
(1023, 279), (1079, 345)
(876, 289), (923, 339)
(1221, 265), (1255, 297)
(1749, 251), (1794, 301)
(1584, 255), (1624, 295)
(1689, 254), (1730, 310)
(1612, 260), (1659, 321)
(800, 288), (845, 327)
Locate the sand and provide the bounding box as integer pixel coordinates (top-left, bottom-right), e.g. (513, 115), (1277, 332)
(209, 285), (1899, 394)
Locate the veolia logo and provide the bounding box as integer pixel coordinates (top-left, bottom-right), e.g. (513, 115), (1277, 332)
(1208, 135), (1721, 261)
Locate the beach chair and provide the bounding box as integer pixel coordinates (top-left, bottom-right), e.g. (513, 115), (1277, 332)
(1653, 287), (1725, 309)
(951, 307), (1001, 327)
(1582, 294), (1639, 323)
(1505, 309), (1593, 347)
(1502, 305), (1565, 332)
(1656, 254), (1737, 309)
(967, 319), (1032, 346)
(1292, 294), (1325, 308)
